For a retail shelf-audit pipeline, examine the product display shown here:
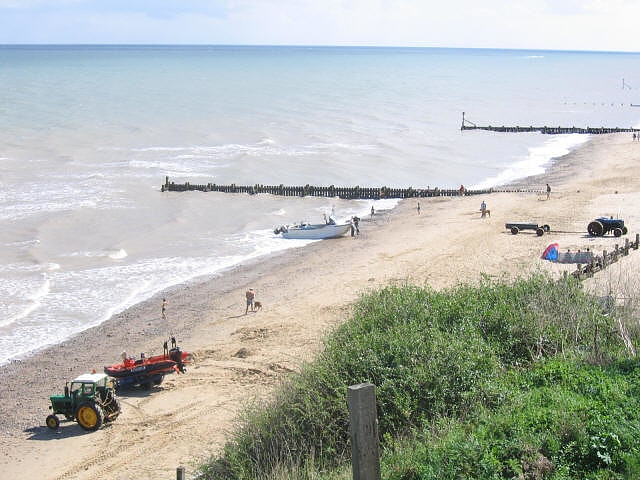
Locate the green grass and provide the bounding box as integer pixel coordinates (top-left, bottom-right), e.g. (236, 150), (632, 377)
(196, 274), (640, 479)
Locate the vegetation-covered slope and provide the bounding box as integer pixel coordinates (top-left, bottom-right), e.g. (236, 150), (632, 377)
(197, 275), (640, 479)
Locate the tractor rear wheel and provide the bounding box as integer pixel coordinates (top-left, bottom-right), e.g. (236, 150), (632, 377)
(623, 226), (628, 235)
(75, 403), (104, 431)
(46, 414), (60, 430)
(588, 221), (604, 236)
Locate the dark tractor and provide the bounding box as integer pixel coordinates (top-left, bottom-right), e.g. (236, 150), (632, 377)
(46, 372), (121, 431)
(587, 217), (628, 237)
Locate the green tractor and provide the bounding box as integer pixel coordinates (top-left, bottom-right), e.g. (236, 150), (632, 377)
(46, 372), (121, 431)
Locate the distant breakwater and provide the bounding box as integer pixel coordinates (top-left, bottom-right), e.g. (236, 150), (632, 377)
(460, 112), (640, 135)
(160, 177), (538, 199)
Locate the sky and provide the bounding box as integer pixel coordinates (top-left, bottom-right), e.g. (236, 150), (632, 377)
(0, 0), (638, 52)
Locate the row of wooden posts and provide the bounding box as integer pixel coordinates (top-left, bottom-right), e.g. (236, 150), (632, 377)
(460, 112), (640, 135)
(570, 234), (640, 280)
(161, 177), (534, 199)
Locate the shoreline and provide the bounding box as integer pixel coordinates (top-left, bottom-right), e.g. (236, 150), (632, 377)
(3, 133), (640, 479)
(0, 134), (586, 369)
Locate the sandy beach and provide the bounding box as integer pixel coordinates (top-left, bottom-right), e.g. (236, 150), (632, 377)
(1, 133), (639, 480)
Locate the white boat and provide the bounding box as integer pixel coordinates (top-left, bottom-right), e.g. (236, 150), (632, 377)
(274, 221), (352, 240)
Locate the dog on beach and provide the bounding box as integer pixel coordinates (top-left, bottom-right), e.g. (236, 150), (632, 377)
(254, 301), (262, 311)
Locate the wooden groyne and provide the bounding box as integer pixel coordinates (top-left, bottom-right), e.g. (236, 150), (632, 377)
(461, 112), (640, 135)
(571, 234), (640, 280)
(161, 177), (499, 199)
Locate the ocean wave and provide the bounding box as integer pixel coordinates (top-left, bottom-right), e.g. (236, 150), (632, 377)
(471, 134), (590, 189)
(108, 249), (128, 260)
(0, 277), (50, 329)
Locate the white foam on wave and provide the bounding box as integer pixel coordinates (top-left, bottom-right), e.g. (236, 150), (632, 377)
(108, 249), (128, 260)
(471, 134), (590, 189)
(0, 277), (50, 329)
(129, 140), (379, 173)
(63, 249), (127, 260)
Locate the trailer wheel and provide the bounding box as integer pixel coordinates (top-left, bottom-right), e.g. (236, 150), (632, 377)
(75, 403), (104, 431)
(614, 228), (623, 237)
(588, 221), (604, 236)
(46, 414), (60, 430)
(536, 227), (544, 236)
(510, 226), (519, 235)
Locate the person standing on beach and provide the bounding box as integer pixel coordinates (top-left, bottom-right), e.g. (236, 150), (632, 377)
(371, 205), (375, 218)
(417, 201), (421, 215)
(546, 183), (551, 200)
(245, 288), (255, 314)
(161, 298), (168, 320)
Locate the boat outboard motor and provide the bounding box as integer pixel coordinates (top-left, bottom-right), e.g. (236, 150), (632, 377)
(169, 346), (187, 373)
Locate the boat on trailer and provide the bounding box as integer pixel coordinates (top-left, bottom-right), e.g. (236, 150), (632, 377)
(104, 337), (192, 389)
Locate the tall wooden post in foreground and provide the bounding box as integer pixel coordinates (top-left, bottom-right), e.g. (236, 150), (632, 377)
(348, 383), (381, 480)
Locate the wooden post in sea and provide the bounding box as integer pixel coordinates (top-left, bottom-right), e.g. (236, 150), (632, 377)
(348, 383), (381, 480)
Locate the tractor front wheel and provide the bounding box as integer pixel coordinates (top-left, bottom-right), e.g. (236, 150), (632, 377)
(46, 414), (60, 430)
(75, 403), (104, 431)
(588, 221), (604, 236)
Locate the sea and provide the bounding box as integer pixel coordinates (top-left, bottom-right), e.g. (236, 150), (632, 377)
(2, 45), (640, 366)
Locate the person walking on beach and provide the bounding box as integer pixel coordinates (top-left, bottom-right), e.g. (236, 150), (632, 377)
(480, 200), (487, 218)
(161, 298), (168, 320)
(370, 205), (375, 218)
(417, 201), (421, 215)
(245, 288), (255, 314)
(352, 216), (360, 235)
(546, 183), (551, 200)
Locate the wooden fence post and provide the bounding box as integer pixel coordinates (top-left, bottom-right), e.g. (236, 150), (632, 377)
(177, 466), (185, 480)
(348, 383), (381, 480)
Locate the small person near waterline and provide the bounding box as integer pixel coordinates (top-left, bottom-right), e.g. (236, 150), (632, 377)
(161, 298), (168, 320)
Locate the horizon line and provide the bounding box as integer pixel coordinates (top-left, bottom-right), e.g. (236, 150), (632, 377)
(0, 43), (639, 55)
